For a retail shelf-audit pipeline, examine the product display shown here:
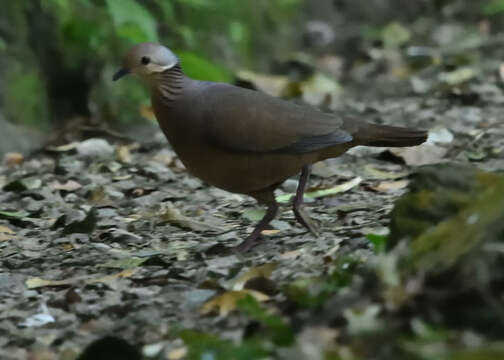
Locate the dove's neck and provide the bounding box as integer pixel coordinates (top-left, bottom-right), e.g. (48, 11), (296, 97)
(155, 63), (186, 105)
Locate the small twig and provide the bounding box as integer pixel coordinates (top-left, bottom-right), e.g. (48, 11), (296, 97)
(77, 125), (136, 142)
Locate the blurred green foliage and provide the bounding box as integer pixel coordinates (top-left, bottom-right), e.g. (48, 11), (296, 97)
(179, 296), (294, 359)
(238, 296), (294, 346)
(179, 330), (270, 360)
(5, 62), (49, 129)
(366, 233), (387, 253)
(1, 0), (504, 132)
(285, 256), (361, 308)
(483, 0), (504, 14)
(0, 0), (301, 129)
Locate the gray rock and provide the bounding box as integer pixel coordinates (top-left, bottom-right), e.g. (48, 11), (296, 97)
(76, 138), (114, 159)
(0, 114), (44, 157)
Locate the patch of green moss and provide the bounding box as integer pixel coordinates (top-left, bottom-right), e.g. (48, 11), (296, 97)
(4, 62), (49, 129)
(179, 330), (270, 360)
(409, 179), (504, 273)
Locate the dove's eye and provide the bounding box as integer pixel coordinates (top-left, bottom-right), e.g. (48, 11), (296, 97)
(141, 56), (151, 65)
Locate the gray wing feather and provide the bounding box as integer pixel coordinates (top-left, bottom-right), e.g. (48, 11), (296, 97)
(202, 83), (353, 154)
(273, 132), (353, 154)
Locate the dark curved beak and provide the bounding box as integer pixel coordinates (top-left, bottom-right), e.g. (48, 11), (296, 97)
(113, 68), (130, 81)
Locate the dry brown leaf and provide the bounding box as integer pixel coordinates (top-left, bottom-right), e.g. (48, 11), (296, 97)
(372, 180), (409, 192)
(3, 152), (24, 167)
(160, 205), (221, 232)
(261, 229), (281, 236)
(200, 290), (269, 316)
(279, 249), (303, 260)
(0, 225), (16, 242)
(236, 70), (290, 97)
(124, 214), (142, 223)
(49, 180), (82, 192)
(390, 144), (447, 166)
(117, 145), (132, 163)
(500, 63), (504, 82)
(326, 244), (341, 257)
(25, 349), (56, 360)
(62, 243), (75, 252)
(113, 174), (133, 181)
(167, 347), (188, 360)
(231, 263), (277, 290)
(363, 165), (410, 180)
(300, 73), (341, 107)
(89, 186), (106, 205)
(139, 104), (156, 122)
(152, 149), (176, 166)
(47, 142), (79, 152)
(25, 268), (138, 289)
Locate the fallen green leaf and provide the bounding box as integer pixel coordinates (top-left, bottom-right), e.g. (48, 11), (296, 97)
(0, 210), (29, 218)
(242, 208), (266, 223)
(366, 233), (388, 253)
(276, 177), (362, 203)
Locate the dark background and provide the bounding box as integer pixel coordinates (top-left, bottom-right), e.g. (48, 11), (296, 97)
(2, 0), (504, 154)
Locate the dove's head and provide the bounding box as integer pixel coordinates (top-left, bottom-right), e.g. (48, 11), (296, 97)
(113, 43), (179, 82)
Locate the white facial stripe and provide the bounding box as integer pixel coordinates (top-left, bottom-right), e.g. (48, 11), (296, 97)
(146, 62), (177, 73)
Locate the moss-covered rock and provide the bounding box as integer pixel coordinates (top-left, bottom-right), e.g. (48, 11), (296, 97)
(386, 164), (504, 336)
(389, 165), (504, 253)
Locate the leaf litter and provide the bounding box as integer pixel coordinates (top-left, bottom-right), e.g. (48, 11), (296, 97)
(2, 39), (504, 360)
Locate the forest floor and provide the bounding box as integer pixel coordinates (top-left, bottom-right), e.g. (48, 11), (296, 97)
(2, 59), (504, 359)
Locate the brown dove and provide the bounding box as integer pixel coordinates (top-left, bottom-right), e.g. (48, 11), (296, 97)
(114, 43), (427, 251)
